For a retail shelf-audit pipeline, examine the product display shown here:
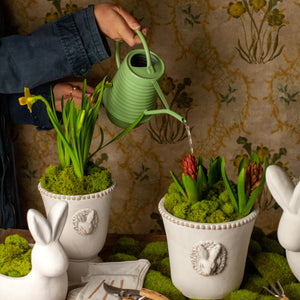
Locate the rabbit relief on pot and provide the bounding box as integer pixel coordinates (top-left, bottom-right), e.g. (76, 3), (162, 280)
(190, 241), (227, 276)
(266, 164), (300, 281)
(0, 201), (69, 300)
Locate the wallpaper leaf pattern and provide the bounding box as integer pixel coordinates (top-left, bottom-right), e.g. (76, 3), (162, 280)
(5, 0), (299, 234)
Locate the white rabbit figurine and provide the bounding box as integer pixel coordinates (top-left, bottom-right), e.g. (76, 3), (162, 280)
(0, 201), (69, 300)
(266, 164), (300, 281)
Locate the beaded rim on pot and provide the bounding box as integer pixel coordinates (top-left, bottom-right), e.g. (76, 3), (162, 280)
(158, 197), (259, 230)
(38, 179), (116, 201)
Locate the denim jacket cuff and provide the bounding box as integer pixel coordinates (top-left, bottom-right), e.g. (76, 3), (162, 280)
(55, 6), (111, 77)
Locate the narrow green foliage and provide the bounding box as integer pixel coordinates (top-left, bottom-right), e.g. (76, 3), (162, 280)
(25, 77), (143, 180)
(182, 174), (198, 204)
(221, 157), (239, 212)
(221, 154), (267, 215)
(170, 171), (188, 201)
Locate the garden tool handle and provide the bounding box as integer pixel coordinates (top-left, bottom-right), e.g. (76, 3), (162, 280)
(122, 288), (170, 300)
(140, 288), (170, 300)
(115, 30), (154, 73)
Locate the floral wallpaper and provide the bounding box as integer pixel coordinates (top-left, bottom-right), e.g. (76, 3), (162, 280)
(5, 0), (300, 234)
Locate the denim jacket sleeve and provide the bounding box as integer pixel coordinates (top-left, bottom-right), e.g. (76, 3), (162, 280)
(0, 6), (111, 94)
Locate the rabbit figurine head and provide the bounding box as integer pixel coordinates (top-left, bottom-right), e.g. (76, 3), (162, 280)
(0, 201), (69, 300)
(28, 200), (69, 278)
(266, 165), (300, 252)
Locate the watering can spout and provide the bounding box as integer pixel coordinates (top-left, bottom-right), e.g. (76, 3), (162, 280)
(144, 109), (186, 124)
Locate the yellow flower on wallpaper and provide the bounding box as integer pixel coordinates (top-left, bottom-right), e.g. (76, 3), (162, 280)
(18, 88), (35, 113)
(45, 0), (82, 22)
(225, 0), (288, 63)
(226, 1), (246, 19)
(250, 0), (266, 12)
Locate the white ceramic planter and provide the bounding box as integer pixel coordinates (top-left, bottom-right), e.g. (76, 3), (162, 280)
(158, 198), (258, 300)
(38, 179), (116, 283)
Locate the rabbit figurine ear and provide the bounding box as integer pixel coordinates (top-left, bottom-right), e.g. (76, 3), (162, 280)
(47, 201), (68, 241)
(266, 165), (295, 212)
(27, 209), (52, 245)
(289, 181), (300, 214)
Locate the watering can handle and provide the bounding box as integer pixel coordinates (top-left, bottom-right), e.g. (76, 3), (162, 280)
(115, 30), (155, 73)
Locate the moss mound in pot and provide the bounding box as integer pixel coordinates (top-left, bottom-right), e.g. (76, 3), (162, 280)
(40, 163), (112, 195)
(165, 154), (268, 223)
(164, 180), (243, 223)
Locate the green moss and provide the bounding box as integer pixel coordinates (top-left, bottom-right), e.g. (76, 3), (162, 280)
(221, 289), (259, 300)
(242, 274), (268, 293)
(164, 180), (241, 223)
(139, 242), (168, 268)
(164, 183), (186, 214)
(222, 289), (274, 300)
(221, 202), (235, 215)
(251, 252), (297, 285)
(112, 236), (143, 257)
(260, 237), (285, 255)
(143, 270), (185, 300)
(248, 239), (263, 257)
(251, 227), (266, 242)
(40, 163), (112, 195)
(106, 253), (137, 262)
(0, 234), (32, 277)
(207, 209), (230, 223)
(283, 282), (300, 299)
(173, 202), (190, 219)
(186, 203), (207, 222)
(157, 257), (170, 277)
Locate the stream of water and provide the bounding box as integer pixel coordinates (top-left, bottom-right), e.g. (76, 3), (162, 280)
(184, 123), (194, 155)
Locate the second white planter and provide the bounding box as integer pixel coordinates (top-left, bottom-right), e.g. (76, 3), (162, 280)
(158, 198), (258, 299)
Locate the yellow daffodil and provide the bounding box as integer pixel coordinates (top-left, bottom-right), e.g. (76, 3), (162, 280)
(105, 80), (113, 88)
(18, 88), (36, 113)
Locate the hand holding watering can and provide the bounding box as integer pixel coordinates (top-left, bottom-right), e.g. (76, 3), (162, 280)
(103, 30), (186, 129)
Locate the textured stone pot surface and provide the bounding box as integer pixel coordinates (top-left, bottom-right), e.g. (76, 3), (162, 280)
(158, 198), (258, 300)
(38, 179), (116, 283)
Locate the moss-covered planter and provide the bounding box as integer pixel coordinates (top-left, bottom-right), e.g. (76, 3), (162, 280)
(159, 198), (258, 299)
(38, 179), (116, 283)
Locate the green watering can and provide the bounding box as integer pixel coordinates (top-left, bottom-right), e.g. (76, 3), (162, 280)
(103, 30), (186, 129)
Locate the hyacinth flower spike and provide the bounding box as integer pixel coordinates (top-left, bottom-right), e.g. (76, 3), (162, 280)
(221, 153), (268, 215)
(170, 155), (222, 205)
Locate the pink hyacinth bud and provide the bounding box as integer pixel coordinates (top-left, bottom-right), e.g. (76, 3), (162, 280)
(182, 154), (198, 181)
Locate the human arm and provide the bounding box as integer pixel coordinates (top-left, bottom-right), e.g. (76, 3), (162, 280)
(0, 6), (109, 94)
(0, 3), (146, 94)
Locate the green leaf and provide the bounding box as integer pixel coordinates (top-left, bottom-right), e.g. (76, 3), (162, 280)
(93, 111), (145, 155)
(170, 171), (188, 201)
(207, 157), (222, 185)
(196, 165), (207, 198)
(221, 157), (238, 212)
(237, 168), (247, 213)
(251, 152), (260, 164)
(238, 157), (247, 174)
(182, 174), (198, 205)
